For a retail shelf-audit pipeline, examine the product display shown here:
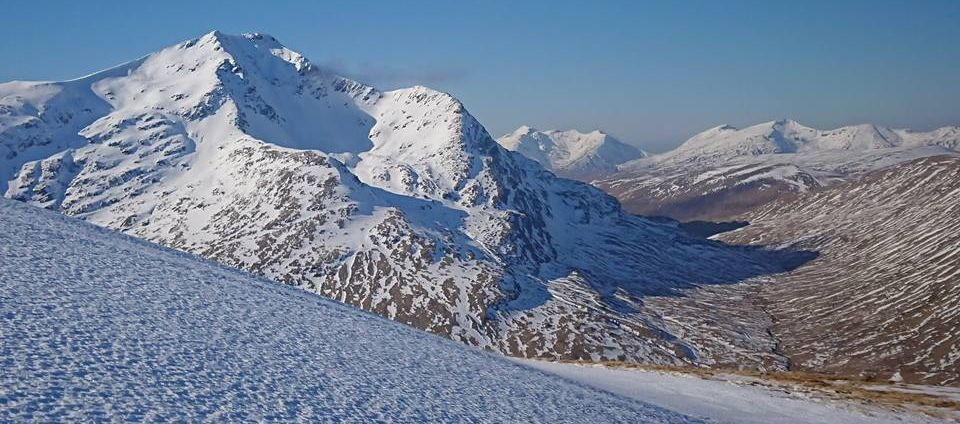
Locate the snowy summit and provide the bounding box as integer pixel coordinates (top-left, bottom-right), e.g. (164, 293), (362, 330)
(497, 126), (647, 180)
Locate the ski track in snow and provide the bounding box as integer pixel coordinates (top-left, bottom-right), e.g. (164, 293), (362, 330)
(0, 199), (696, 423)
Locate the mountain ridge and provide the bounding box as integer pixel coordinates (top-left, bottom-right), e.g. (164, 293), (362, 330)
(597, 118), (959, 221)
(0, 31), (802, 367)
(629, 118), (959, 168)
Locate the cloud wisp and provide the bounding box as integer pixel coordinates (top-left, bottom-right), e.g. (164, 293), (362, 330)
(315, 58), (468, 89)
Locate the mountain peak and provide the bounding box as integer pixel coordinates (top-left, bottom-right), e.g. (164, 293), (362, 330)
(768, 119), (813, 133)
(241, 32), (279, 42)
(197, 30), (280, 46)
(174, 30), (311, 76)
(772, 118), (798, 126)
(542, 128), (609, 140)
(700, 124), (737, 134)
(200, 29), (224, 40)
(497, 126), (646, 180)
(515, 124), (539, 134)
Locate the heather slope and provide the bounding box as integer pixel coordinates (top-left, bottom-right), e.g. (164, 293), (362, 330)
(646, 156), (960, 385)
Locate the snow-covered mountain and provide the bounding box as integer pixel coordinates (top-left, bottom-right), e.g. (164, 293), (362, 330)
(0, 32), (797, 366)
(597, 119), (959, 221)
(656, 119), (959, 164)
(647, 155), (960, 386)
(0, 197), (694, 423)
(497, 126), (646, 180)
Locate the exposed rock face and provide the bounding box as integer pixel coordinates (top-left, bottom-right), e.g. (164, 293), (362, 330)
(0, 32), (798, 366)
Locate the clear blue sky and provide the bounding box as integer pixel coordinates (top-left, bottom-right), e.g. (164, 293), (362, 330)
(2, 0), (958, 151)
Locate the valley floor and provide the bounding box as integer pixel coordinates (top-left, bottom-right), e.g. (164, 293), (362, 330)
(522, 360), (958, 424)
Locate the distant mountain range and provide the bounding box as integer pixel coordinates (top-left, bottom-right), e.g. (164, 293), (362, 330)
(593, 119), (959, 221)
(655, 119), (959, 162)
(499, 119), (960, 385)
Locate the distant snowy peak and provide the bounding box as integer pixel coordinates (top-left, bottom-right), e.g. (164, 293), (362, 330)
(897, 125), (960, 150)
(676, 119), (813, 155)
(601, 117), (959, 221)
(497, 126), (646, 180)
(660, 119), (960, 164)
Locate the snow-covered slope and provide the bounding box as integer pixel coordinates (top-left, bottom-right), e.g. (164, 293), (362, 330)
(646, 155), (960, 386)
(598, 119), (959, 221)
(0, 32), (799, 367)
(523, 361), (950, 424)
(0, 198), (696, 422)
(497, 126), (646, 180)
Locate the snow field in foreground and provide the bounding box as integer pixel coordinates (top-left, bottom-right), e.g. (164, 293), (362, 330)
(0, 199), (694, 423)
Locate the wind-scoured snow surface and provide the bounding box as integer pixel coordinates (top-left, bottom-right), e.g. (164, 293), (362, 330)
(0, 198), (695, 423)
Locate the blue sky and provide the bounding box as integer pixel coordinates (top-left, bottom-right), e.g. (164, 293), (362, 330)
(2, 1), (958, 151)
